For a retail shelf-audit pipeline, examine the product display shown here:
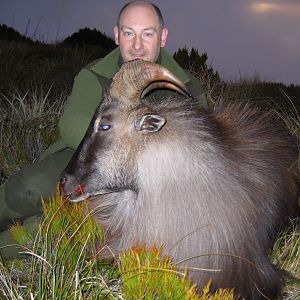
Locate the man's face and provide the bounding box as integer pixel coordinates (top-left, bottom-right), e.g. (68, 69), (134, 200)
(114, 4), (168, 63)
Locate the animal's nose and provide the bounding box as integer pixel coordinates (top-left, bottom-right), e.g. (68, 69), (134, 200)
(59, 172), (85, 197)
(59, 175), (68, 194)
(60, 176), (67, 186)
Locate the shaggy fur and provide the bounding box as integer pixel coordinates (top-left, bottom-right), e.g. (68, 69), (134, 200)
(61, 89), (299, 299)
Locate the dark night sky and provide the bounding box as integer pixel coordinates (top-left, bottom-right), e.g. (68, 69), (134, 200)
(0, 0), (299, 85)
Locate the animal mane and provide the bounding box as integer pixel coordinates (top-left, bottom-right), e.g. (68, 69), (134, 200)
(85, 97), (298, 299)
(62, 60), (299, 299)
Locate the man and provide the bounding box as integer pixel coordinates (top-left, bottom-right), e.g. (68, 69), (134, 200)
(0, 0), (206, 258)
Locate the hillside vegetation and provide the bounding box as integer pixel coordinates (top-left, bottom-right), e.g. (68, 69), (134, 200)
(0, 24), (299, 299)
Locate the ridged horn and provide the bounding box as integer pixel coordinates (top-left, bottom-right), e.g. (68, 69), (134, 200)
(109, 59), (191, 103)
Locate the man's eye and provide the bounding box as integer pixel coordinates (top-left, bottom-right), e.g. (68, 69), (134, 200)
(143, 32), (153, 38)
(124, 31), (133, 37)
(99, 124), (111, 131)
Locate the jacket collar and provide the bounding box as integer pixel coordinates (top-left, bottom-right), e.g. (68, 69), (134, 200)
(91, 47), (121, 79)
(91, 47), (191, 85)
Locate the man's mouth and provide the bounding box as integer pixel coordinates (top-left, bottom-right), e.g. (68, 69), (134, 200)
(130, 53), (145, 58)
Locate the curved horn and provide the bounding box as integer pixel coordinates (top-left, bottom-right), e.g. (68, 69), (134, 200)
(109, 60), (191, 103)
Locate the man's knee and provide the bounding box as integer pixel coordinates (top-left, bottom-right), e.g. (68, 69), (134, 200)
(4, 149), (74, 216)
(6, 167), (54, 216)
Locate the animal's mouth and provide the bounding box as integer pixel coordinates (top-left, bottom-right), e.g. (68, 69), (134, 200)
(64, 185), (114, 203)
(68, 193), (89, 203)
(60, 182), (86, 202)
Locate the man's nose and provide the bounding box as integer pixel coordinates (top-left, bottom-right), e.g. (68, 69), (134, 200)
(133, 36), (143, 50)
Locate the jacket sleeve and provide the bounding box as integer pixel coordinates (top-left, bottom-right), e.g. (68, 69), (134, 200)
(185, 71), (208, 107)
(58, 68), (103, 150)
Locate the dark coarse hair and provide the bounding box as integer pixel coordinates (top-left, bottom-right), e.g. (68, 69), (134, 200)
(117, 1), (164, 29)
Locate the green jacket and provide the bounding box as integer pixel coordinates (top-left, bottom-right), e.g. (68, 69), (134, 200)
(43, 47), (207, 157)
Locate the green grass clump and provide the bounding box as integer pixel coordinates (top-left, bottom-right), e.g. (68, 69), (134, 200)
(119, 244), (236, 300)
(272, 219), (300, 299)
(0, 188), (120, 299)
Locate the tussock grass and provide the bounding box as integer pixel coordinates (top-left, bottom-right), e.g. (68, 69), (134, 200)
(269, 91), (300, 299)
(273, 219), (300, 299)
(120, 245), (236, 299)
(268, 90), (300, 146)
(0, 188), (121, 299)
(0, 87), (66, 176)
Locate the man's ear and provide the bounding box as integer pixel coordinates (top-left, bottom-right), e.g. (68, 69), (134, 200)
(160, 27), (168, 48)
(135, 114), (166, 133)
(114, 26), (119, 45)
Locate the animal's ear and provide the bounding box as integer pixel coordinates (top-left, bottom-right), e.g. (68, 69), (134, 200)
(135, 114), (166, 133)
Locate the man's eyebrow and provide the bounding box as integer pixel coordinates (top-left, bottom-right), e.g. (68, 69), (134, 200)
(120, 25), (132, 31)
(120, 26), (157, 32)
(143, 27), (157, 32)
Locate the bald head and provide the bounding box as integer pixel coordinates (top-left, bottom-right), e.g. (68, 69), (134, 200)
(117, 1), (164, 30)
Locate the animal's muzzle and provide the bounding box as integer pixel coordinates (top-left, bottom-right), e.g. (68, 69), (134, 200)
(59, 173), (85, 198)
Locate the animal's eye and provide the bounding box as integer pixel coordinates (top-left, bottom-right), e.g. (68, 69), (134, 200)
(95, 115), (112, 132)
(99, 124), (111, 131)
